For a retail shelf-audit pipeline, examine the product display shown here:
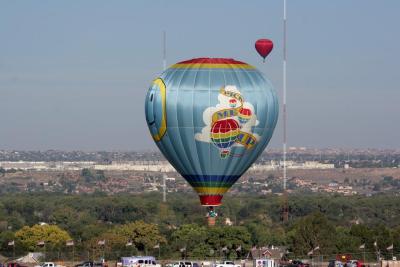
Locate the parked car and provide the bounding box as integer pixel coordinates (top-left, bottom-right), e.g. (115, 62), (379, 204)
(117, 256), (160, 267)
(170, 262), (197, 267)
(35, 262), (61, 267)
(288, 260), (309, 267)
(7, 263), (28, 267)
(75, 262), (95, 267)
(328, 260), (343, 267)
(346, 260), (363, 267)
(214, 261), (241, 267)
(254, 259), (276, 267)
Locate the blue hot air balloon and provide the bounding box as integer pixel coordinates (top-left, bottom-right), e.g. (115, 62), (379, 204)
(145, 58), (278, 208)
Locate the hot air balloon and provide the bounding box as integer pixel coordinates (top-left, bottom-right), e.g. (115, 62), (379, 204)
(145, 58), (278, 221)
(210, 118), (240, 159)
(229, 98), (237, 108)
(238, 108), (252, 125)
(255, 39), (273, 62)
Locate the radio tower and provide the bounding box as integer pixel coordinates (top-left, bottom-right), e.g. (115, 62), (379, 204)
(162, 30), (167, 203)
(282, 0), (289, 222)
(163, 30), (167, 71)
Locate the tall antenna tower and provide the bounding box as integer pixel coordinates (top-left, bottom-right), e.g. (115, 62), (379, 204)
(163, 30), (167, 71)
(163, 175), (167, 202)
(282, 0), (289, 222)
(162, 30), (167, 203)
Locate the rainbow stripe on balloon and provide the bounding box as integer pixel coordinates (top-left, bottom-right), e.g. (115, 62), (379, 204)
(170, 58), (255, 69)
(183, 174), (241, 206)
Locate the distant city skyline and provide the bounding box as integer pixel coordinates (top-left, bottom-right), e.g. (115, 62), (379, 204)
(1, 1), (399, 150)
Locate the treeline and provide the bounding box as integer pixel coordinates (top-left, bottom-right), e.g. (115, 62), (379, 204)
(1, 192), (400, 260)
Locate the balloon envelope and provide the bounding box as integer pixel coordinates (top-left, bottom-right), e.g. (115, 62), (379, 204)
(255, 39), (274, 60)
(145, 58), (278, 206)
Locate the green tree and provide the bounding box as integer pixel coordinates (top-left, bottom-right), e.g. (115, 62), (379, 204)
(288, 212), (336, 256)
(15, 224), (71, 251)
(81, 168), (94, 183)
(0, 167), (5, 176)
(114, 221), (166, 254)
(206, 226), (252, 259)
(95, 170), (106, 182)
(86, 232), (137, 260)
(0, 230), (25, 257)
(246, 220), (286, 246)
(171, 224), (210, 258)
(334, 226), (361, 254)
(372, 224), (393, 259)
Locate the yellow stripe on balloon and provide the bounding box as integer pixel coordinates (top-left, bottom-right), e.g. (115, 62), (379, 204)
(239, 114), (251, 119)
(171, 63), (255, 69)
(152, 78), (167, 142)
(210, 130), (240, 140)
(194, 187), (230, 194)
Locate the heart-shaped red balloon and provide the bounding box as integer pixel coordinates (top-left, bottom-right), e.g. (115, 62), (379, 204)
(255, 39), (273, 62)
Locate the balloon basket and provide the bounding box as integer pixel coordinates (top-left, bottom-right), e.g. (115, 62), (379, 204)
(207, 216), (216, 227)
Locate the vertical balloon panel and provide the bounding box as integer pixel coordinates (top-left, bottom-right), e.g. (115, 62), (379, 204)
(145, 58), (278, 207)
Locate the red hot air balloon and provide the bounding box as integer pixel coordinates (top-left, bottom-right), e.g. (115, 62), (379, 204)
(255, 39), (273, 62)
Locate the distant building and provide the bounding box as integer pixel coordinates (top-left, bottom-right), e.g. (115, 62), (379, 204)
(250, 246), (287, 260)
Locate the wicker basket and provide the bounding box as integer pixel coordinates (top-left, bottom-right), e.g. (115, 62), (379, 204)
(207, 216), (216, 226)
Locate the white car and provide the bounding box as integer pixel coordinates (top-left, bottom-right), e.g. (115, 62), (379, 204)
(119, 256), (160, 267)
(214, 261), (241, 267)
(171, 262), (198, 267)
(35, 262), (63, 267)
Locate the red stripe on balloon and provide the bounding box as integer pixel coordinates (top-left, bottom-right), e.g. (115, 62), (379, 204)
(177, 58), (248, 65)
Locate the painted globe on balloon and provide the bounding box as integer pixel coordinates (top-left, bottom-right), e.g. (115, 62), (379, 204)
(145, 58), (278, 207)
(210, 118), (240, 159)
(238, 108), (252, 125)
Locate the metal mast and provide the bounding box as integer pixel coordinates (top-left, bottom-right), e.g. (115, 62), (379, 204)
(163, 175), (166, 203)
(162, 30), (167, 203)
(282, 0), (289, 222)
(163, 31), (167, 71)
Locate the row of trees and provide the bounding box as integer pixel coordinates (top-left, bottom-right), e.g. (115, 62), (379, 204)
(0, 193), (400, 260)
(0, 221), (252, 260)
(1, 214), (399, 261)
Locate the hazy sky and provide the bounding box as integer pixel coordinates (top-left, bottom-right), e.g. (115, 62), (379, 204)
(0, 1), (399, 151)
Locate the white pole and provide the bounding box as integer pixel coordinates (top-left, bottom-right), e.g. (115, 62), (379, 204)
(163, 175), (166, 202)
(163, 31), (167, 71)
(281, 0), (289, 222)
(283, 0), (287, 192)
(162, 31), (167, 203)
